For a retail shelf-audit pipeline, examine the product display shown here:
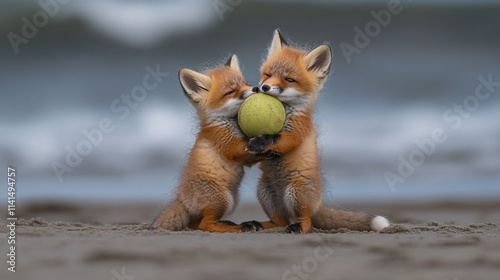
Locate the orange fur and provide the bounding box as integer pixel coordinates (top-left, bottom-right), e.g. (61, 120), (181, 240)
(243, 30), (389, 233)
(151, 55), (258, 233)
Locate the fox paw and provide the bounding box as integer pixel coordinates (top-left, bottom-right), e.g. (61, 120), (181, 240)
(285, 223), (304, 234)
(240, 220), (264, 232)
(246, 134), (280, 153)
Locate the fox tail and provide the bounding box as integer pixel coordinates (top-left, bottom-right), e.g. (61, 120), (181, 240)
(311, 205), (390, 232)
(149, 200), (190, 231)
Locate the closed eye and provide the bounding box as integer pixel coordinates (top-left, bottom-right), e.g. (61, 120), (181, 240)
(224, 90), (236, 96)
(265, 73), (271, 78)
(285, 78), (296, 83)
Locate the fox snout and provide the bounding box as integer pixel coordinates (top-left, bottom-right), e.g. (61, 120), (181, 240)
(260, 84), (283, 95)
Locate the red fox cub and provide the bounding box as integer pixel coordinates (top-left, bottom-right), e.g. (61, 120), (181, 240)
(243, 30), (390, 233)
(150, 55), (261, 233)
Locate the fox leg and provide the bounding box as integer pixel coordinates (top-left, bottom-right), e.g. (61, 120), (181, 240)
(240, 186), (316, 233)
(239, 176), (291, 230)
(238, 173), (291, 230)
(150, 200), (191, 230)
(239, 183), (318, 233)
(242, 182), (318, 233)
(282, 183), (321, 234)
(286, 198), (314, 234)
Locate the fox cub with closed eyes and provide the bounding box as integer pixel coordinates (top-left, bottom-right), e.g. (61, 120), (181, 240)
(150, 55), (262, 233)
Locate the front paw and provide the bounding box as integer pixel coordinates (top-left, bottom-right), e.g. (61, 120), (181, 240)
(246, 137), (267, 153)
(246, 134), (280, 153)
(240, 220), (264, 232)
(285, 223), (304, 234)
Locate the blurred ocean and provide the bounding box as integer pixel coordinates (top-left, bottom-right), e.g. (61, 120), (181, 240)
(0, 0), (499, 203)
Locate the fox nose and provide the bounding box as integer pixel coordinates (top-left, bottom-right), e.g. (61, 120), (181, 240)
(252, 86), (259, 93)
(261, 84), (270, 92)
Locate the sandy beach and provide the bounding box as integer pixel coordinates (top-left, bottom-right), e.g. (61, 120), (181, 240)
(1, 200), (499, 280)
(2, 1), (500, 280)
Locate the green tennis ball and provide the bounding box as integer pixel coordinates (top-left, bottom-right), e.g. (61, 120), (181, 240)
(238, 93), (286, 137)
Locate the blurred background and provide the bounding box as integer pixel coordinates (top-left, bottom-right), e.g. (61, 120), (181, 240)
(1, 0), (499, 205)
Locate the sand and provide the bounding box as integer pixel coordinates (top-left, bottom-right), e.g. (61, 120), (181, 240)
(1, 200), (500, 280)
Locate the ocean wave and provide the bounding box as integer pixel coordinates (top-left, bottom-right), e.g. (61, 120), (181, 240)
(67, 0), (217, 47)
(1, 103), (498, 178)
(2, 0), (498, 47)
(2, 0), (218, 47)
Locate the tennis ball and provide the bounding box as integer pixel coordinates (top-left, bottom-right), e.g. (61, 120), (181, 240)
(238, 93), (286, 137)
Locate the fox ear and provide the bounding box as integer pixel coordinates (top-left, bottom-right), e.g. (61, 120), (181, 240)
(225, 54), (241, 72)
(178, 69), (212, 103)
(267, 29), (288, 59)
(304, 45), (332, 77)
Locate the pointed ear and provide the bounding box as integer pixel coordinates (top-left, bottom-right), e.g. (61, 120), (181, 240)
(267, 29), (288, 59)
(178, 69), (212, 103)
(225, 54), (241, 72)
(303, 45), (332, 75)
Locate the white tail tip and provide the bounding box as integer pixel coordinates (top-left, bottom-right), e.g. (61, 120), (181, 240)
(371, 216), (390, 231)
